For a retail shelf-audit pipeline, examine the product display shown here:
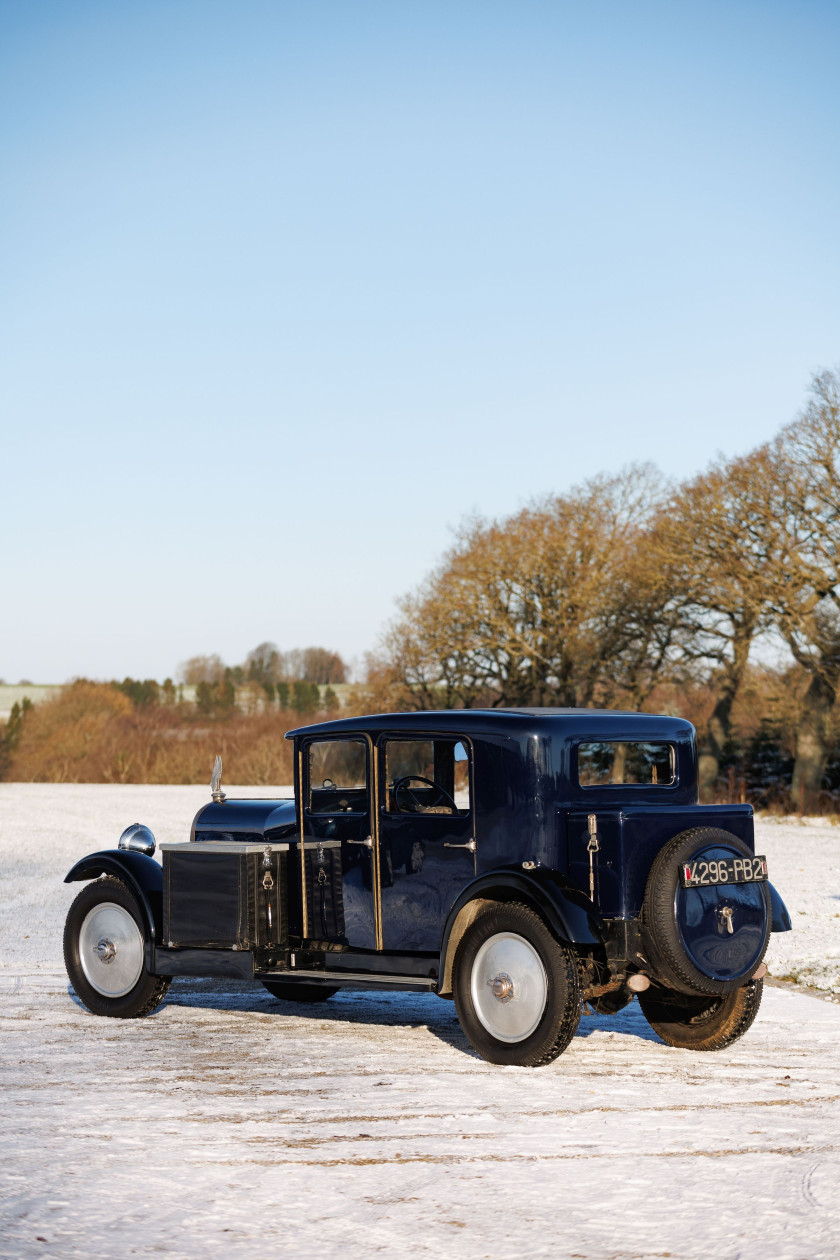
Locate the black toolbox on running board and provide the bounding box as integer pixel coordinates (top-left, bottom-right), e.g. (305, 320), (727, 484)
(160, 842), (289, 950)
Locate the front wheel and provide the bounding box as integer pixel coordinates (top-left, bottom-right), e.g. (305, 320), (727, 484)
(64, 876), (170, 1018)
(638, 979), (763, 1051)
(453, 902), (582, 1067)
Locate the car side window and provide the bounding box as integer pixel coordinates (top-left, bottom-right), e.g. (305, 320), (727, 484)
(577, 741), (675, 787)
(308, 739), (368, 813)
(383, 738), (471, 815)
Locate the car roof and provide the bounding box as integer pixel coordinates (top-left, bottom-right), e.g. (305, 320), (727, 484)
(285, 708), (694, 741)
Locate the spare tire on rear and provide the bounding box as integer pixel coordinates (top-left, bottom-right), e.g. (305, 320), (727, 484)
(641, 827), (771, 996)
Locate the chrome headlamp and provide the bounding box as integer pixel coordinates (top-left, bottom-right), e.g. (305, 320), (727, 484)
(118, 822), (156, 857)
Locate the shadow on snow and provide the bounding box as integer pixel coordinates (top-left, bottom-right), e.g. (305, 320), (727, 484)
(66, 978), (663, 1056)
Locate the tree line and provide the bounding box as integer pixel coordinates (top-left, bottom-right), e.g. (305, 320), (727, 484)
(97, 643), (349, 719)
(0, 643), (347, 784)
(177, 643), (347, 716)
(0, 642), (349, 780)
(360, 369), (840, 810)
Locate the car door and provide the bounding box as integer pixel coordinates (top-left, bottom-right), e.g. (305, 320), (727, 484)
(377, 735), (476, 951)
(300, 735), (381, 950)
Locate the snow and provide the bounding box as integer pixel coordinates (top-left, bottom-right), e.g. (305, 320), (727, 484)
(2, 785), (840, 1259)
(757, 817), (840, 998)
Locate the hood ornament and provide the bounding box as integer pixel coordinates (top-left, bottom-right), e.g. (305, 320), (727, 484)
(211, 754), (226, 804)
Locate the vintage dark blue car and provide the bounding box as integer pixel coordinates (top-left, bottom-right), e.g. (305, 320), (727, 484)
(63, 708), (791, 1066)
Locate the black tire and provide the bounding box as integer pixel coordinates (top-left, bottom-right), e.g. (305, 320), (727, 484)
(638, 979), (763, 1051)
(64, 876), (170, 1018)
(453, 901), (582, 1067)
(261, 981), (338, 1003)
(642, 827), (771, 996)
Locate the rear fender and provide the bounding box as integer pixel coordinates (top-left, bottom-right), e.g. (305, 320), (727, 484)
(437, 868), (604, 997)
(768, 881), (792, 933)
(64, 850), (163, 944)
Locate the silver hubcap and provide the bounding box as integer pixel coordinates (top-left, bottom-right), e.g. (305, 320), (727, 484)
(470, 932), (548, 1043)
(79, 902), (144, 997)
(95, 938), (117, 962)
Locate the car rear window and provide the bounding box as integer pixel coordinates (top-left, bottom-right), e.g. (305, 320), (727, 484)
(577, 741), (675, 787)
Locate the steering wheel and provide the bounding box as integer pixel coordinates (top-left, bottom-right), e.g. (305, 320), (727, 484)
(392, 775), (458, 815)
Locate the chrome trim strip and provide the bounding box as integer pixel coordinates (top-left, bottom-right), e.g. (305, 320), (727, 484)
(272, 969), (436, 987)
(160, 841), (290, 854)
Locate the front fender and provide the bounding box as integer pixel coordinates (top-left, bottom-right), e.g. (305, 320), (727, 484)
(437, 867), (604, 996)
(768, 881), (792, 932)
(64, 850), (163, 943)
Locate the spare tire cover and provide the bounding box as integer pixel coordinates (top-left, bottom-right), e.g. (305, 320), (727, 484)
(642, 827), (771, 996)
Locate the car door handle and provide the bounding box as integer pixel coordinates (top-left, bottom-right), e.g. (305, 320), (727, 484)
(444, 839), (476, 852)
(348, 836), (373, 848)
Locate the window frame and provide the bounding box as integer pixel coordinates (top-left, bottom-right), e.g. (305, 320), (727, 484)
(305, 735), (370, 816)
(378, 733), (474, 816)
(574, 739), (677, 789)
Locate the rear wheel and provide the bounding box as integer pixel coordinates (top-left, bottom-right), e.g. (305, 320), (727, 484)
(261, 981), (338, 1003)
(638, 979), (763, 1050)
(64, 876), (170, 1018)
(453, 902), (581, 1067)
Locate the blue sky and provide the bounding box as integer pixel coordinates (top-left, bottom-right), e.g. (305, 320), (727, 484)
(1, 0), (839, 683)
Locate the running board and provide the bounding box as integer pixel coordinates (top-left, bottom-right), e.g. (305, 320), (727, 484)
(259, 968), (437, 991)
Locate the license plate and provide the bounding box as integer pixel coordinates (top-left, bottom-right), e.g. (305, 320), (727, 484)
(681, 855), (768, 888)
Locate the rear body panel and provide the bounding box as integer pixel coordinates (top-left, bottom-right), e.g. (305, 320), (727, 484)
(566, 804), (755, 918)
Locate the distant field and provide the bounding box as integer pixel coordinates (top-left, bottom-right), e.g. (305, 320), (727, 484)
(0, 684), (61, 721)
(0, 681), (354, 723)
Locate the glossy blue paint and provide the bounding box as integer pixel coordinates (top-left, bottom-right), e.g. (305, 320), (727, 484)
(674, 843), (770, 981)
(566, 805), (756, 918)
(380, 821), (476, 951)
(441, 869), (603, 954)
(191, 797), (296, 842)
(768, 881), (792, 932)
(301, 782), (376, 950)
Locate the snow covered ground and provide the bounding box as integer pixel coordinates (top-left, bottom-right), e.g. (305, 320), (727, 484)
(759, 815), (840, 998)
(2, 784), (839, 1259)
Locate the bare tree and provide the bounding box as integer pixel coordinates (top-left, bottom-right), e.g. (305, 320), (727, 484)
(651, 445), (786, 798)
(299, 647), (347, 685)
(246, 642), (282, 686)
(243, 641), (347, 693)
(381, 466), (679, 710)
(178, 654), (227, 685)
(770, 368), (840, 809)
